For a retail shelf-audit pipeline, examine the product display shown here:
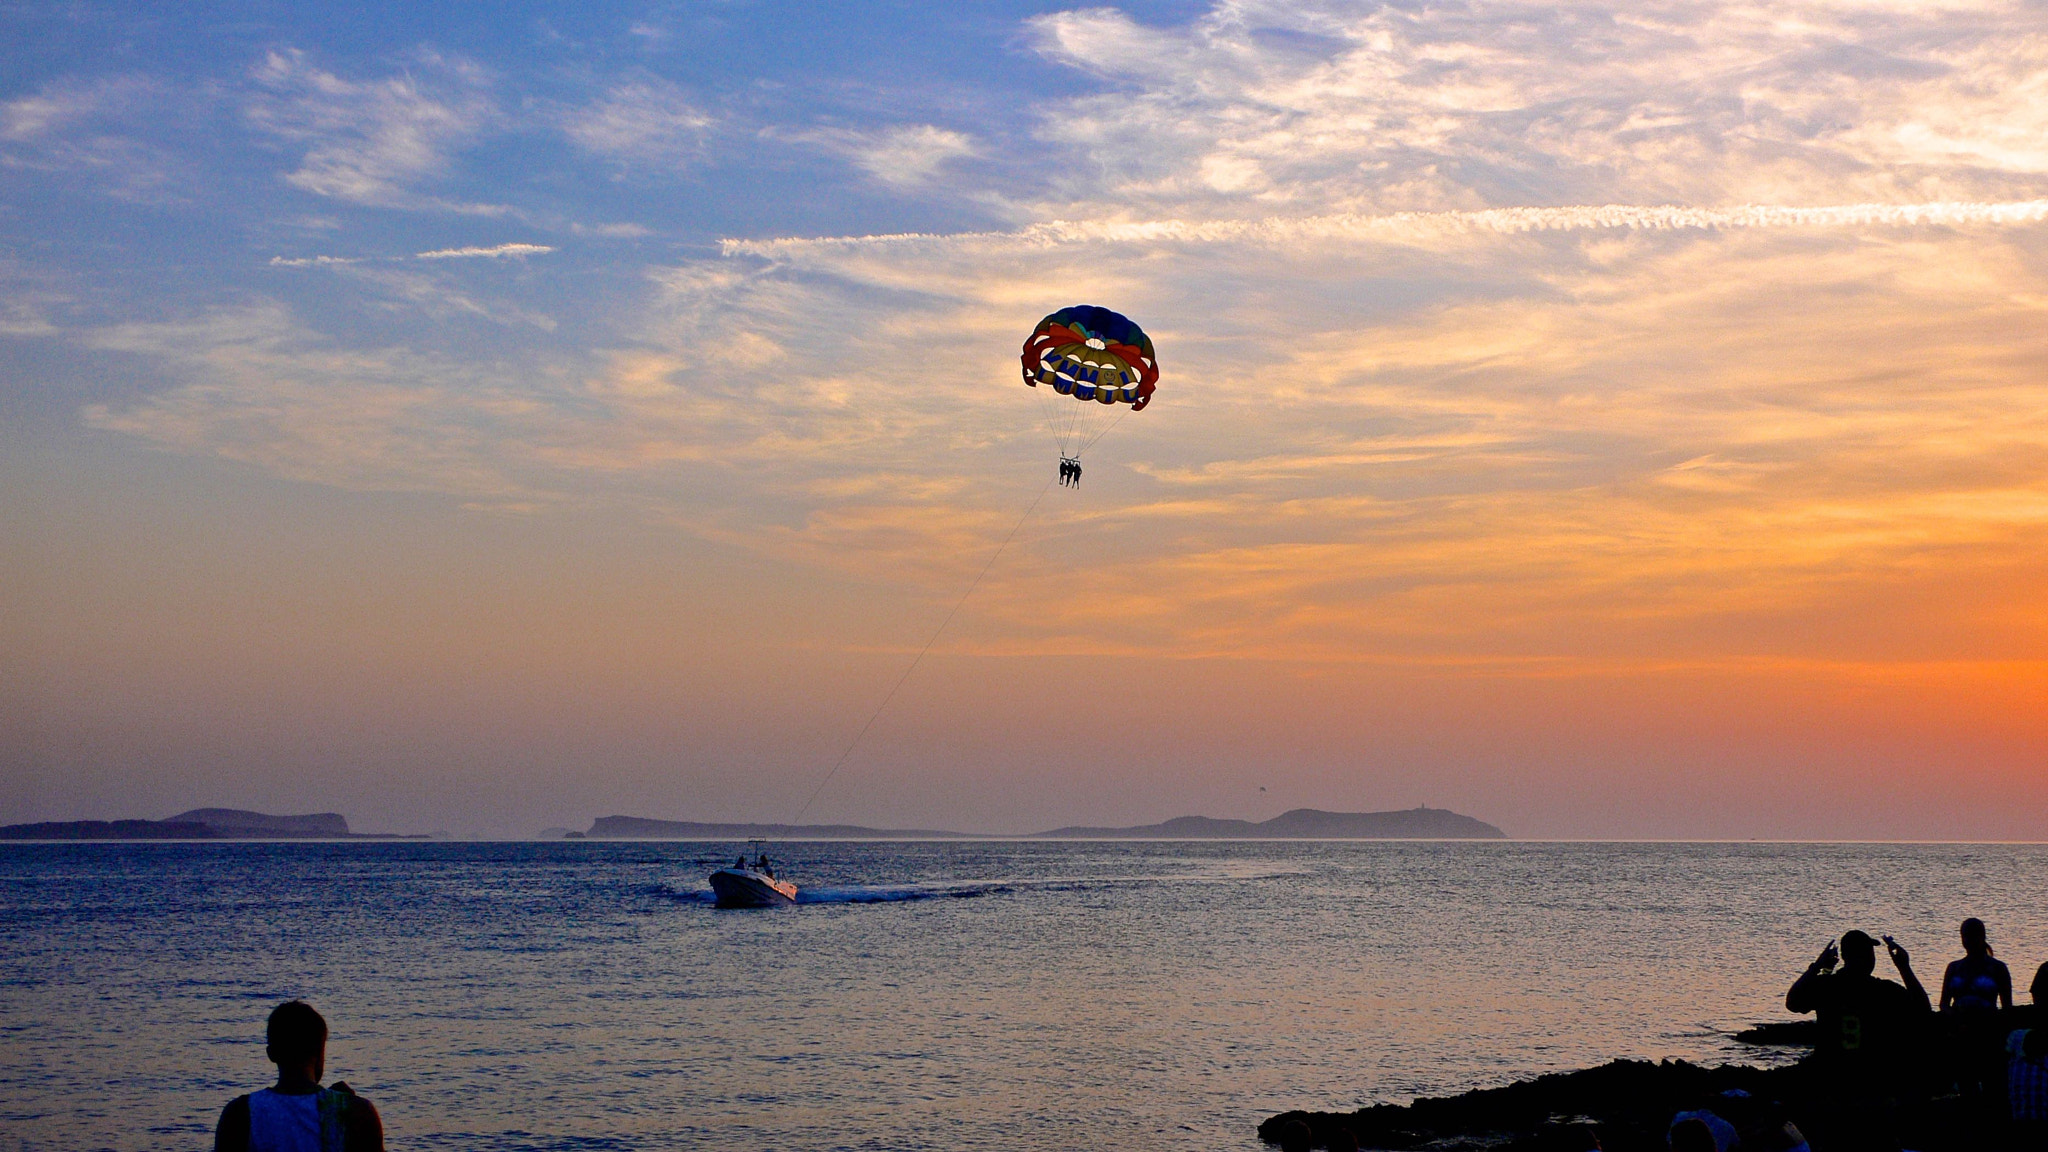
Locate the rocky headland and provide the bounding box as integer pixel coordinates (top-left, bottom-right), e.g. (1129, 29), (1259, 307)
(586, 806), (1504, 839)
(586, 815), (972, 839)
(1033, 806), (1505, 839)
(0, 808), (421, 839)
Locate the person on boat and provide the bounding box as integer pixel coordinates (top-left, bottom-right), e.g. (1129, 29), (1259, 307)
(215, 1001), (384, 1152)
(733, 854), (746, 869)
(1940, 917), (2013, 1110)
(1784, 931), (1930, 1150)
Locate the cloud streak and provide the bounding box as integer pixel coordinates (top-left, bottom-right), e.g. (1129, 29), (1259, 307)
(415, 243), (554, 259)
(270, 242), (553, 265)
(726, 198), (2048, 257)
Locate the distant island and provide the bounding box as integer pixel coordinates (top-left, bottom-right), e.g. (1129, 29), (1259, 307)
(587, 815), (971, 839)
(0, 808), (425, 840)
(1030, 806), (1505, 839)
(585, 806), (1504, 840)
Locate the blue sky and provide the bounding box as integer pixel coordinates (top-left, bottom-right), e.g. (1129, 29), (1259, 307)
(9, 0), (2048, 837)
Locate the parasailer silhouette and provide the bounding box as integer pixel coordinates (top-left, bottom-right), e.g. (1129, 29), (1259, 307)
(780, 305), (1164, 836)
(1022, 304), (1158, 479)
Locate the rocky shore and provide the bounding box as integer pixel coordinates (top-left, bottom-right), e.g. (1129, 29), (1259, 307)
(1263, 1059), (1796, 1151)
(1260, 1010), (2043, 1151)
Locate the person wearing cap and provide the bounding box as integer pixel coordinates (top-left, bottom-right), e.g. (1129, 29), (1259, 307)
(214, 1001), (384, 1152)
(1784, 931), (1930, 1150)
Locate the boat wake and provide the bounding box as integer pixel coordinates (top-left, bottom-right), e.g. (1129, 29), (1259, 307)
(648, 865), (1307, 908)
(648, 880), (1013, 905)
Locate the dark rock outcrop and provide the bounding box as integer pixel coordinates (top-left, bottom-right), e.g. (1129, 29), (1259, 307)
(1260, 1020), (2045, 1152)
(1732, 1019), (1819, 1047)
(1262, 1059), (1803, 1151)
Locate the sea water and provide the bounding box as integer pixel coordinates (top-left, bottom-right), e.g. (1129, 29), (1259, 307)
(6, 840), (2048, 1151)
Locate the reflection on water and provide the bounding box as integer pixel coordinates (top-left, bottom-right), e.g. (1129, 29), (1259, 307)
(6, 841), (2048, 1150)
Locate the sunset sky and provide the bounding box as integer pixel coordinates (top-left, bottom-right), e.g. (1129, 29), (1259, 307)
(6, 0), (2048, 838)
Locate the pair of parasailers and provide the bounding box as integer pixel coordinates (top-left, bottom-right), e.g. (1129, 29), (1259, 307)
(1058, 457), (1083, 486)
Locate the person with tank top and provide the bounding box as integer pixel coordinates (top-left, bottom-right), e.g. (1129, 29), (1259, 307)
(1943, 918), (2013, 1014)
(214, 1000), (384, 1152)
(1940, 917), (2014, 1120)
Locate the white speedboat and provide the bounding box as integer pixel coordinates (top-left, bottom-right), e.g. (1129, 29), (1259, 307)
(709, 848), (798, 908)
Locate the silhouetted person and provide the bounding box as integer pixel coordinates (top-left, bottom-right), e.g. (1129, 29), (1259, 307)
(1666, 1117), (1722, 1152)
(2032, 958), (2048, 1006)
(734, 854), (746, 869)
(1785, 931), (1930, 1151)
(1706, 1089), (1806, 1152)
(2009, 1025), (2048, 1139)
(215, 1001), (383, 1152)
(1071, 461), (1082, 487)
(1941, 917), (2013, 1112)
(1943, 918), (2014, 1013)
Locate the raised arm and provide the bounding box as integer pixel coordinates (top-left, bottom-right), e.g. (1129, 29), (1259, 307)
(1787, 942), (1838, 1013)
(1887, 938), (1931, 1011)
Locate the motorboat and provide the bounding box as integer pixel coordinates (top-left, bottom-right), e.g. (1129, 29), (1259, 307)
(709, 865), (797, 907)
(709, 844), (798, 907)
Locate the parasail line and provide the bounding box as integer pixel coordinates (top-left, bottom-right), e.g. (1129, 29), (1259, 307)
(1076, 404), (1130, 458)
(789, 474), (1060, 828)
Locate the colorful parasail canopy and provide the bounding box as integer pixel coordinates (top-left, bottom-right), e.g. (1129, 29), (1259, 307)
(1020, 305), (1159, 411)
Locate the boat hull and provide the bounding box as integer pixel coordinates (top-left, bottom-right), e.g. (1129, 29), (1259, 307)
(709, 868), (798, 908)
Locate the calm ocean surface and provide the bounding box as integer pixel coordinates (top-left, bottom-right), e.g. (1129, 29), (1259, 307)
(7, 840), (2048, 1151)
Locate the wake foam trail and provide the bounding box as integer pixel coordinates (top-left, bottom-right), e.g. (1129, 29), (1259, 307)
(796, 882), (1013, 904)
(652, 866), (1310, 908)
(646, 883), (715, 904)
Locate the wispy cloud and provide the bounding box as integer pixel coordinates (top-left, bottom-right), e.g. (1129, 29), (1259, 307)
(246, 48), (496, 210)
(1020, 1), (2048, 216)
(560, 78), (712, 166)
(782, 123), (978, 189)
(0, 76), (189, 201)
(62, 0), (2048, 672)
(416, 242), (553, 259)
(1, 78), (135, 141)
(338, 266), (557, 329)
